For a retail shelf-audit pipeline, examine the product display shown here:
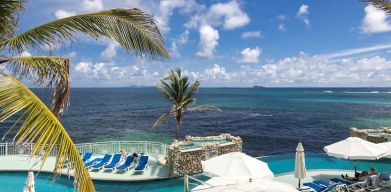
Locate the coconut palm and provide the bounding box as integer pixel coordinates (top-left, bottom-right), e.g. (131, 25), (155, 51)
(0, 1), (168, 191)
(362, 0), (391, 13)
(153, 69), (221, 140)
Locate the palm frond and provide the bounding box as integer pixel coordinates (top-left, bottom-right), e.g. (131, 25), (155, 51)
(0, 74), (94, 191)
(1, 8), (169, 60)
(157, 82), (173, 102)
(153, 111), (173, 128)
(183, 80), (200, 102)
(362, 0), (391, 14)
(187, 105), (222, 112)
(3, 56), (70, 117)
(0, 0), (24, 40)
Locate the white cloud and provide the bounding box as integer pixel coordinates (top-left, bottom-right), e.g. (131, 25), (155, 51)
(183, 53), (391, 87)
(208, 0), (250, 30)
(241, 31), (261, 39)
(101, 41), (118, 61)
(322, 43), (391, 59)
(196, 25), (219, 58)
(75, 62), (127, 80)
(68, 51), (77, 58)
(170, 42), (180, 58)
(277, 24), (287, 31)
(75, 62), (92, 73)
(170, 30), (190, 58)
(20, 51), (32, 57)
(361, 4), (391, 33)
(154, 0), (200, 32)
(54, 10), (75, 19)
(179, 30), (190, 44)
(276, 14), (286, 20)
(83, 0), (104, 11)
(296, 4), (310, 27)
(239, 47), (261, 64)
(203, 64), (230, 79)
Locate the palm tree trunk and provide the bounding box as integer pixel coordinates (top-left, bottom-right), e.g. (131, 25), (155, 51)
(175, 113), (182, 140)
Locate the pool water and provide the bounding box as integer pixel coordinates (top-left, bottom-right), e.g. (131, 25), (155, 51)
(2, 153), (391, 191)
(179, 139), (233, 150)
(261, 153), (391, 175)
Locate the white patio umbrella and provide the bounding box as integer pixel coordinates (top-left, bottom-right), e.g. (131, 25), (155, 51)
(23, 171), (35, 192)
(324, 137), (388, 172)
(377, 142), (391, 158)
(192, 176), (298, 192)
(294, 142), (306, 188)
(201, 152), (274, 179)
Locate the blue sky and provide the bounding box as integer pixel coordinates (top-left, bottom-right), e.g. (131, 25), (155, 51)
(17, 0), (391, 87)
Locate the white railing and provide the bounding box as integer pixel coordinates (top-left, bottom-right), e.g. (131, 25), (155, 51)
(0, 141), (169, 157)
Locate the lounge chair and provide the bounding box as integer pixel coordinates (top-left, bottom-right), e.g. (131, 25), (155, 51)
(89, 154), (112, 171)
(84, 158), (103, 168)
(303, 182), (328, 192)
(82, 152), (93, 163)
(313, 180), (346, 192)
(330, 178), (368, 192)
(102, 153), (122, 172)
(134, 155), (149, 173)
(115, 155), (135, 173)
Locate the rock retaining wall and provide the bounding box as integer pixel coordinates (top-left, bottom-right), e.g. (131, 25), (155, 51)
(350, 127), (391, 143)
(168, 133), (242, 177)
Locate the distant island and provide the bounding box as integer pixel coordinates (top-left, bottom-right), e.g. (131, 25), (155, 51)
(253, 86), (265, 88)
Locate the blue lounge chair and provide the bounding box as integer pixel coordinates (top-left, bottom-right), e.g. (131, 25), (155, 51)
(102, 153), (122, 172)
(313, 180), (345, 190)
(303, 182), (327, 192)
(89, 154), (112, 171)
(84, 158), (102, 168)
(134, 155), (149, 173)
(116, 155), (135, 173)
(82, 152), (93, 163)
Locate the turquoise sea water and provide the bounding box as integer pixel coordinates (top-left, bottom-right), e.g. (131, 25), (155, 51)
(5, 87), (389, 156)
(2, 153), (391, 192)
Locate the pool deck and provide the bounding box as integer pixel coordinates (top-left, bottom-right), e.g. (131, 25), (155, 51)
(0, 155), (171, 181)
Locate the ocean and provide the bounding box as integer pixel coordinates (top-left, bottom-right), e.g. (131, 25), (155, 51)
(2, 87), (391, 157)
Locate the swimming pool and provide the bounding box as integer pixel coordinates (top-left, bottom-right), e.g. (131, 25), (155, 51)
(2, 153), (391, 191)
(178, 139), (233, 150)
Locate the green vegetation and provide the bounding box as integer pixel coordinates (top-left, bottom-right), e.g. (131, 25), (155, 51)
(153, 69), (221, 140)
(0, 1), (168, 191)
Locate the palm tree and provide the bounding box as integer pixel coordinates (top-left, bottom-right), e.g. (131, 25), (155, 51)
(0, 1), (168, 191)
(153, 69), (221, 140)
(363, 0), (391, 13)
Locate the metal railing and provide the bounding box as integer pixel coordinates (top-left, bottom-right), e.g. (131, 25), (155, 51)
(0, 141), (169, 157)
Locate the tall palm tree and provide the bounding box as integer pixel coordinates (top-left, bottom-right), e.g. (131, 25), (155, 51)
(153, 69), (221, 140)
(0, 1), (168, 191)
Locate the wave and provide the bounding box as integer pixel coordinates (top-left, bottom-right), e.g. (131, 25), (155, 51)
(249, 113), (273, 117)
(344, 91), (381, 94)
(322, 91), (333, 93)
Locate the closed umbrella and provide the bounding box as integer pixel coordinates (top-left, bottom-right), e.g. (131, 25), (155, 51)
(23, 171), (35, 192)
(201, 152), (274, 179)
(324, 137), (387, 172)
(294, 142), (306, 188)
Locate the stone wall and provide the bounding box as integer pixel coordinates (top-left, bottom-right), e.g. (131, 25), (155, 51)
(168, 133), (242, 177)
(350, 127), (391, 143)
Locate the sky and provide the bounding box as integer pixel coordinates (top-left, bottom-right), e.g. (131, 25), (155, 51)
(16, 0), (391, 87)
